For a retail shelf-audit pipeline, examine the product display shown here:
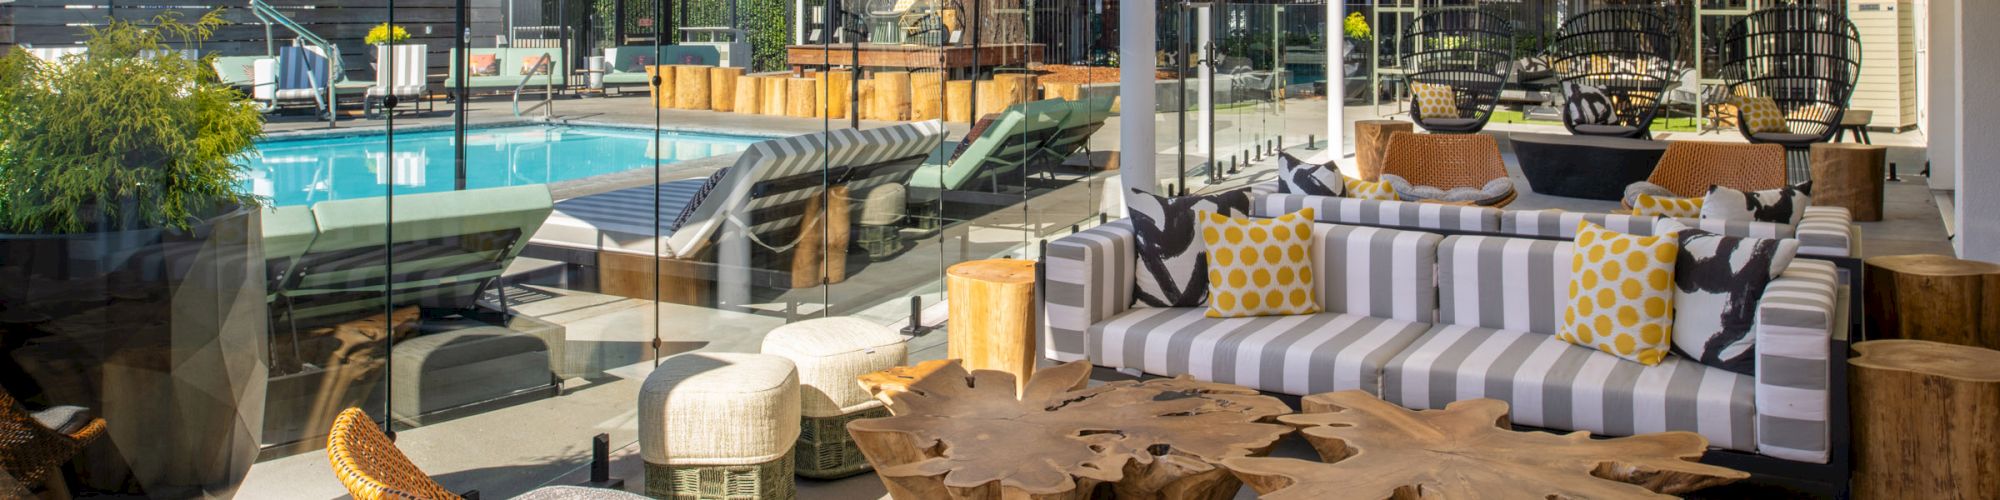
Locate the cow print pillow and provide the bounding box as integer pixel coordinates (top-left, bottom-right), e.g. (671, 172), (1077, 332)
(1128, 188), (1252, 308)
(1700, 182), (1813, 225)
(1277, 152), (1346, 197)
(1561, 81), (1618, 126)
(1659, 220), (1798, 375)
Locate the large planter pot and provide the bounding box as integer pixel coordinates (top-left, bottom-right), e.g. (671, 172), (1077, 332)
(0, 207), (269, 498)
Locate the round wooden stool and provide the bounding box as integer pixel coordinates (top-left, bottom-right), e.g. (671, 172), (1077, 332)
(1354, 120), (1414, 181)
(945, 259), (1037, 393)
(1809, 143), (1888, 221)
(1863, 254), (2000, 348)
(1851, 340), (2000, 498)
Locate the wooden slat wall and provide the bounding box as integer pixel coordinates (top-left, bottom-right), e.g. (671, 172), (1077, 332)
(1849, 0), (1917, 129)
(2, 0), (507, 83)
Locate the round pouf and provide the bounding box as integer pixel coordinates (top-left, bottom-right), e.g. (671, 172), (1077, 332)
(760, 317), (908, 479)
(856, 185), (909, 260)
(640, 352), (800, 500)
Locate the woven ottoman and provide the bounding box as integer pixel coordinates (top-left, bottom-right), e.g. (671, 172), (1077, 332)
(855, 185), (908, 260)
(640, 353), (800, 500)
(760, 317), (907, 479)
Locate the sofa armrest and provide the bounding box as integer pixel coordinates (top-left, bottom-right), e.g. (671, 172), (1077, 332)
(1043, 220), (1136, 363)
(1795, 206), (1856, 258)
(1752, 259), (1840, 464)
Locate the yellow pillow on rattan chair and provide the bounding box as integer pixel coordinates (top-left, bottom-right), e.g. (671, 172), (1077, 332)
(1736, 96), (1788, 134)
(1200, 208), (1320, 318)
(1411, 82), (1460, 119)
(1345, 178), (1399, 201)
(1629, 194), (1704, 218)
(1559, 221), (1679, 366)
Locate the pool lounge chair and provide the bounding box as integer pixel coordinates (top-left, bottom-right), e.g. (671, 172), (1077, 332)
(1032, 94), (1117, 169)
(212, 55), (276, 97)
(365, 44), (433, 118)
(907, 98), (1072, 206)
(272, 46), (335, 118)
(523, 121), (947, 309)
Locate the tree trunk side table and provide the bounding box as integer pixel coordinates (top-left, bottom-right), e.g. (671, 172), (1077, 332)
(945, 259), (1037, 393)
(1851, 340), (2000, 498)
(1863, 254), (2000, 348)
(1354, 120), (1413, 181)
(1809, 143), (1888, 221)
(847, 360), (1294, 500)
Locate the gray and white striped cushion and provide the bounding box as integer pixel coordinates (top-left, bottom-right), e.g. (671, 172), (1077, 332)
(1438, 235), (1571, 336)
(1256, 193), (1502, 232)
(1382, 324), (1759, 453)
(1248, 181), (1280, 198)
(1753, 259), (1839, 464)
(367, 85), (427, 98)
(1044, 220), (1136, 362)
(1090, 307), (1431, 396)
(1500, 210), (1662, 238)
(836, 120), (945, 192)
(1313, 224), (1442, 323)
(534, 177), (710, 256)
(1793, 206), (1854, 258)
(1669, 217), (1791, 240)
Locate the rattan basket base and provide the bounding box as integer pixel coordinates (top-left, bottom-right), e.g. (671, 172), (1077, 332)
(646, 451), (797, 500)
(795, 407), (889, 479)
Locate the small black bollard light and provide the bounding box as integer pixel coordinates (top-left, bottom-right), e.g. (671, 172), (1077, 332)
(579, 433), (625, 489)
(903, 296), (931, 335)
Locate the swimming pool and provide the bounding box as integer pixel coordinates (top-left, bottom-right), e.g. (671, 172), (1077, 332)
(243, 125), (766, 207)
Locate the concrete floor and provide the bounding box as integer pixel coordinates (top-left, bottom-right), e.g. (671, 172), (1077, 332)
(237, 92), (1946, 499)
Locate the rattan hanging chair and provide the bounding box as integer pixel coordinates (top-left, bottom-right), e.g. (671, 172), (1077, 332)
(1400, 7), (1518, 134)
(1621, 141), (1788, 209)
(1548, 7), (1681, 139)
(1380, 132), (1517, 207)
(1719, 6), (1862, 181)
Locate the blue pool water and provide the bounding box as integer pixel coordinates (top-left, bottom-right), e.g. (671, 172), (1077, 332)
(243, 125), (765, 207)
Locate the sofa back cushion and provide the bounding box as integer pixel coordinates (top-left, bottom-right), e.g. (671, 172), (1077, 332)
(1438, 235), (1572, 335)
(1500, 210), (1664, 238)
(1258, 192), (1501, 233)
(1314, 224), (1442, 323)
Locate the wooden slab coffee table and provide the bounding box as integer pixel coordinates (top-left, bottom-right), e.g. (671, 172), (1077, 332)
(848, 360), (1293, 500)
(1222, 391), (1748, 499)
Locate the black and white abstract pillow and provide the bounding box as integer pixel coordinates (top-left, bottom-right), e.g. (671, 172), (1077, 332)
(1277, 152), (1346, 197)
(1561, 81), (1618, 126)
(1128, 188), (1252, 308)
(1660, 220), (1799, 375)
(1700, 182), (1813, 225)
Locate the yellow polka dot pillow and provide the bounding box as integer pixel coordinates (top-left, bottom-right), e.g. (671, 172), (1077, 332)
(1629, 194), (1703, 218)
(1344, 178), (1399, 201)
(1559, 221), (1678, 365)
(1199, 208), (1320, 318)
(1411, 82), (1460, 120)
(1736, 95), (1788, 134)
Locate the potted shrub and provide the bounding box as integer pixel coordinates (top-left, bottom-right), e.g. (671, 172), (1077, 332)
(366, 22), (414, 72)
(0, 11), (270, 497)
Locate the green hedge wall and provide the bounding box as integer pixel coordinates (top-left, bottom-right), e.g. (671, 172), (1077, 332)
(680, 0), (796, 73)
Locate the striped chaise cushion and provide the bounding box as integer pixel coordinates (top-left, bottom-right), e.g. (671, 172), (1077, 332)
(1314, 224), (1443, 323)
(1044, 220), (1137, 362)
(831, 120), (946, 193)
(1091, 307), (1431, 396)
(1753, 259), (1839, 463)
(535, 177), (713, 256)
(1381, 324), (1759, 453)
(1438, 235), (1571, 336)
(1500, 208), (1854, 258)
(1256, 192), (1502, 233)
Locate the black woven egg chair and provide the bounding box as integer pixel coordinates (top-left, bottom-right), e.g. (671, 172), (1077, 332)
(1400, 7), (1518, 134)
(1719, 5), (1862, 181)
(1547, 7), (1681, 139)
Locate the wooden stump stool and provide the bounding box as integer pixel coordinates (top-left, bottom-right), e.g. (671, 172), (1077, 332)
(818, 69), (853, 119)
(786, 77), (818, 118)
(760, 76), (789, 116)
(974, 80), (1002, 117)
(733, 76), (763, 115)
(945, 80), (975, 123)
(909, 71), (945, 121)
(672, 65), (710, 110)
(874, 71), (912, 121)
(1355, 120), (1413, 181)
(945, 259), (1036, 394)
(1810, 143), (1888, 221)
(646, 65), (675, 110)
(1864, 254), (2000, 348)
(1851, 340), (2000, 498)
(709, 67), (743, 112)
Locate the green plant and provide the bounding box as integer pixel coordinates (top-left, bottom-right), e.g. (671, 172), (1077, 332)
(366, 23), (412, 45)
(0, 11), (264, 234)
(1344, 12), (1371, 41)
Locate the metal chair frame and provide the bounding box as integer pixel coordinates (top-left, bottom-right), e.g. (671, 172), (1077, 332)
(1400, 7), (1518, 134)
(1547, 7), (1682, 139)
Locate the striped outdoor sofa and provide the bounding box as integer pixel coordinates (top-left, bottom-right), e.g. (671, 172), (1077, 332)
(1044, 218), (1841, 467)
(1248, 181), (1858, 258)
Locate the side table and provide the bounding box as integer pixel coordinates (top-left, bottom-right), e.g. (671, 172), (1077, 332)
(1354, 120), (1414, 181)
(1851, 340), (2000, 497)
(945, 259), (1037, 393)
(1863, 254), (2000, 348)
(1810, 143), (1887, 221)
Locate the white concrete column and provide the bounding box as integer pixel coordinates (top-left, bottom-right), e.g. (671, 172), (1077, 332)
(1197, 7), (1213, 155)
(1955, 0), (2000, 261)
(1928, 0), (1958, 192)
(1120, 0), (1159, 198)
(1326, 1), (1345, 159)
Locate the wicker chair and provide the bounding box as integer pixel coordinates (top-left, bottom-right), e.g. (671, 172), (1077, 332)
(1400, 7), (1517, 134)
(1547, 7), (1680, 139)
(1621, 141), (1787, 208)
(1719, 6), (1862, 181)
(1, 389), (105, 497)
(327, 408), (645, 500)
(1379, 132), (1516, 207)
